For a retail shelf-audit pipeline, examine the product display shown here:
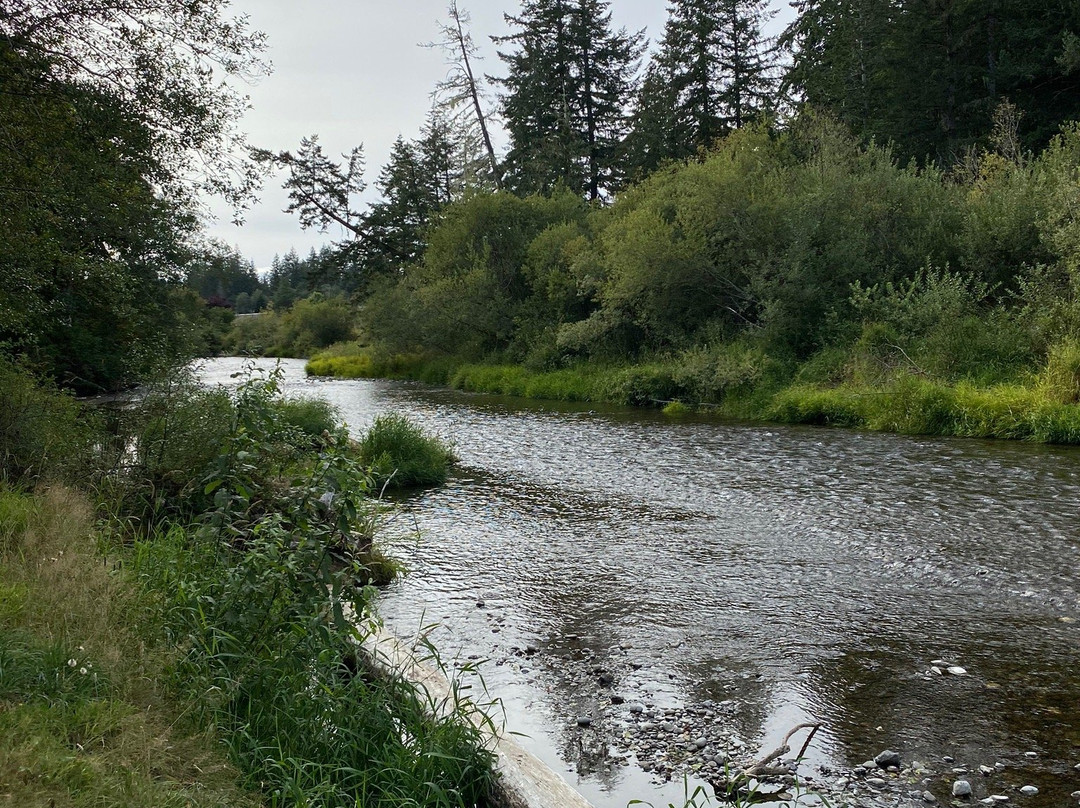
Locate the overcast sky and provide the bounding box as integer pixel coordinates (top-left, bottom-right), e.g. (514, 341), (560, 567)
(205, 1), (789, 269)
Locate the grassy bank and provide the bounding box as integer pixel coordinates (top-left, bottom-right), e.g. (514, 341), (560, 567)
(0, 360), (494, 808)
(0, 486), (257, 808)
(307, 346), (1080, 444)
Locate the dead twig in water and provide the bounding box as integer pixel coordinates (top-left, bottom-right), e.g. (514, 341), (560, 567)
(742, 722), (822, 778)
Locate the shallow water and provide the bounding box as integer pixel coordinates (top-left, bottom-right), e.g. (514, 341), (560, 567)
(200, 358), (1080, 806)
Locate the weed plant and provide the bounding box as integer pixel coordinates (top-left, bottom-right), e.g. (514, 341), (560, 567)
(123, 373), (494, 806)
(0, 359), (96, 485)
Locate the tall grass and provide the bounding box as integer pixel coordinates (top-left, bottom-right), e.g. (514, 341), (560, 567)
(0, 486), (256, 808)
(0, 359), (95, 484)
(358, 414), (457, 489)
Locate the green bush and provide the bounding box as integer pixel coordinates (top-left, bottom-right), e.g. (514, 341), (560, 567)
(358, 414), (456, 489)
(0, 359), (94, 485)
(1040, 339), (1080, 404)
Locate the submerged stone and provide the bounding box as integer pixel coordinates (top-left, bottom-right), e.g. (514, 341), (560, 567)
(875, 749), (902, 768)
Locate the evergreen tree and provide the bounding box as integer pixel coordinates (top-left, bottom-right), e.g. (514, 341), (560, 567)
(496, 0), (644, 199)
(782, 0), (1080, 163)
(715, 0), (779, 130)
(626, 0), (778, 178)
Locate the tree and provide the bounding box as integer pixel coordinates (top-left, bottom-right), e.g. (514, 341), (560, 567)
(427, 1), (503, 190)
(0, 0), (269, 209)
(627, 0), (778, 177)
(781, 0), (1080, 163)
(495, 0), (644, 200)
(0, 1), (268, 391)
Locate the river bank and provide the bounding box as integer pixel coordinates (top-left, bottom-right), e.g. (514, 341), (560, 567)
(0, 360), (498, 808)
(210, 358), (1080, 808)
(305, 350), (1080, 445)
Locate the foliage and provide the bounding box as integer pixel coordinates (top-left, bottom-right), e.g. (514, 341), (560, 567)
(226, 295), (356, 358)
(627, 0), (779, 177)
(780, 0), (1080, 164)
(0, 0), (269, 208)
(118, 372), (492, 806)
(358, 415), (457, 490)
(0, 359), (95, 485)
(495, 0), (645, 199)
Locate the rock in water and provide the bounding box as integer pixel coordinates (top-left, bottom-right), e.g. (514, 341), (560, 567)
(875, 749), (902, 768)
(1019, 786), (1038, 796)
(947, 666), (968, 676)
(953, 780), (973, 797)
(576, 716), (593, 728)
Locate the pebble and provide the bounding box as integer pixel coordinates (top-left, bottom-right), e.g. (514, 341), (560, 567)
(1070, 790), (1080, 799)
(867, 777), (888, 788)
(875, 750), (902, 768)
(947, 666), (968, 676)
(628, 703), (644, 714)
(475, 600), (485, 607)
(576, 716), (592, 728)
(989, 796), (1009, 803)
(923, 791), (938, 803)
(610, 694), (625, 705)
(1018, 786), (1038, 797)
(953, 780), (973, 797)
(1024, 752), (1038, 759)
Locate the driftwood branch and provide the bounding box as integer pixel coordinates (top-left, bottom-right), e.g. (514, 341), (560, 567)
(742, 722), (822, 778)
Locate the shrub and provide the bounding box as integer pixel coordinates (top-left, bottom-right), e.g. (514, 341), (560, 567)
(0, 359), (94, 485)
(1040, 339), (1080, 404)
(357, 414), (456, 489)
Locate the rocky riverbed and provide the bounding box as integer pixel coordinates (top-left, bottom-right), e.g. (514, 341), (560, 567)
(474, 636), (1080, 807)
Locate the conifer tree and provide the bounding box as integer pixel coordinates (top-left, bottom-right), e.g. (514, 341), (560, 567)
(626, 0), (777, 178)
(496, 0), (644, 200)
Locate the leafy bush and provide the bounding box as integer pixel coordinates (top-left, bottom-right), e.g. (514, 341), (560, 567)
(226, 295), (356, 358)
(0, 359), (95, 485)
(358, 414), (456, 489)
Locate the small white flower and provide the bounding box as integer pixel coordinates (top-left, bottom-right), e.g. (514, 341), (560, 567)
(79, 667), (88, 675)
(67, 658), (77, 667)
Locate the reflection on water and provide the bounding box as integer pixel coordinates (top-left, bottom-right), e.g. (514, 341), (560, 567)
(199, 358), (1080, 806)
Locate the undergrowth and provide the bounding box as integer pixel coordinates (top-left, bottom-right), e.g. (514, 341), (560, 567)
(358, 413), (457, 489)
(1, 366), (498, 808)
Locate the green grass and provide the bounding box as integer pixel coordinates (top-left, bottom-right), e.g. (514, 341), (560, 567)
(306, 341), (1080, 444)
(358, 413), (458, 489)
(0, 486), (257, 808)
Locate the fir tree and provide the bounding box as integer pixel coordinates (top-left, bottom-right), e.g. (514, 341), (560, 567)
(626, 0), (778, 178)
(496, 0), (644, 199)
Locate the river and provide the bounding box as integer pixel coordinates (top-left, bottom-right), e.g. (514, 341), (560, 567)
(199, 358), (1080, 807)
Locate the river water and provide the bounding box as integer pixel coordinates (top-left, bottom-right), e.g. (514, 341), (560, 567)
(200, 358), (1080, 807)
